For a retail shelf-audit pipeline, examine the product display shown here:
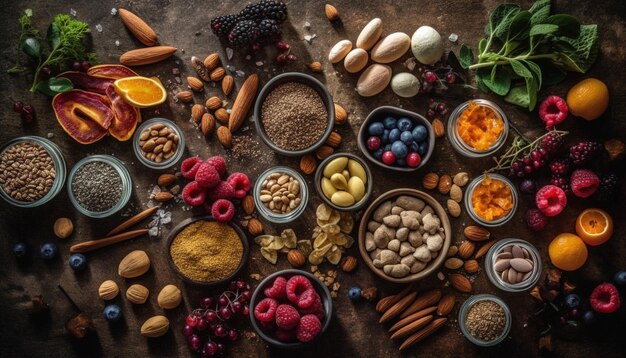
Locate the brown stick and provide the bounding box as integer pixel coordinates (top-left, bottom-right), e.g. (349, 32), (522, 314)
(107, 207), (157, 236)
(389, 306), (437, 332)
(376, 283), (414, 313)
(70, 229), (149, 253)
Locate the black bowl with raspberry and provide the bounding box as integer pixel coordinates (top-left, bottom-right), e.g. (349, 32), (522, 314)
(249, 269), (332, 348)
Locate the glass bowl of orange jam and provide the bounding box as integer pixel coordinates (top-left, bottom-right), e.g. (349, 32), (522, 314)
(465, 174), (517, 227)
(447, 99), (509, 158)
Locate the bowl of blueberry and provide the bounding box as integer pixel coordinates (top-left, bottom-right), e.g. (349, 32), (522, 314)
(358, 106), (434, 172)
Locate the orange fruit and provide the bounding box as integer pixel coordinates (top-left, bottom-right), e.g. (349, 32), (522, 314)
(566, 78), (609, 121)
(113, 76), (167, 108)
(548, 233), (588, 271)
(575, 208), (613, 246)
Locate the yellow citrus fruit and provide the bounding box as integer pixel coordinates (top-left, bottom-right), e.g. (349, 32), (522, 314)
(566, 78), (609, 121)
(548, 233), (588, 271)
(575, 208), (613, 246)
(113, 76), (167, 108)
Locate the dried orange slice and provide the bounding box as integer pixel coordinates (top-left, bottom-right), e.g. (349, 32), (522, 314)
(575, 208), (613, 246)
(113, 76), (166, 108)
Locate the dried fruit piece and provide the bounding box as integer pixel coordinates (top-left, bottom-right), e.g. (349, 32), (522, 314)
(87, 64), (138, 79)
(52, 90), (112, 144)
(432, 118), (445, 138)
(58, 71), (114, 94)
(105, 85), (141, 141)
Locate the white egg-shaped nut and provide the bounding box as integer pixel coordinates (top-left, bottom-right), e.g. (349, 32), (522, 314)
(356, 18), (383, 50)
(328, 39), (353, 63)
(411, 26), (444, 65)
(391, 72), (421, 98)
(370, 32), (411, 64)
(343, 48), (369, 73)
(356, 64), (392, 97)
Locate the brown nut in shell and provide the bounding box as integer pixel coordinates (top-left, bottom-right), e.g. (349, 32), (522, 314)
(422, 173), (439, 190)
(438, 175), (452, 194)
(54, 217), (74, 239)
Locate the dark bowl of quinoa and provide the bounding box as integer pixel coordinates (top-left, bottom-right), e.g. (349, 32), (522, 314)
(253, 72), (335, 157)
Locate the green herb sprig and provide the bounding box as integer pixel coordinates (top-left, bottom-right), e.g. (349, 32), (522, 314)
(8, 9), (40, 74)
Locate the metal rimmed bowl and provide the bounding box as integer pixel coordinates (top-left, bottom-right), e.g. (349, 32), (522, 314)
(133, 117), (185, 169)
(464, 173), (518, 227)
(253, 166), (309, 224)
(253, 72), (335, 157)
(166, 216), (249, 286)
(358, 188), (451, 284)
(314, 152), (373, 212)
(249, 269), (333, 348)
(458, 294), (512, 347)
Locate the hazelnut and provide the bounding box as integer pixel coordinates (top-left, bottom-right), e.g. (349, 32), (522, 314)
(53, 217), (74, 239)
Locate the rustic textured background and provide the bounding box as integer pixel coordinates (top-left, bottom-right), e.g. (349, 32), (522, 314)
(1, 0), (625, 357)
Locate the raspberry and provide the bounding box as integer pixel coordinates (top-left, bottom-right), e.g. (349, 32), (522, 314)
(538, 96), (568, 128)
(195, 163), (220, 189)
(540, 132), (565, 157)
(182, 181), (206, 206)
(275, 328), (296, 342)
(549, 159), (571, 176)
(535, 185), (567, 217)
(286, 275), (313, 305)
(295, 314), (321, 342)
(589, 283), (621, 314)
(211, 199), (235, 222)
(569, 141), (600, 166)
(181, 156), (202, 180)
(596, 173), (620, 201)
(275, 304), (300, 330)
(299, 294), (324, 321)
(227, 172), (251, 199)
(297, 287), (317, 309)
(254, 297), (278, 323)
(525, 208), (547, 232)
(207, 181), (234, 202)
(550, 175), (571, 194)
(206, 156), (227, 178)
(264, 276), (287, 299)
(570, 169), (600, 198)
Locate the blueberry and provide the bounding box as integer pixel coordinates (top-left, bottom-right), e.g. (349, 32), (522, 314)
(389, 128), (401, 143)
(69, 253), (87, 271)
(368, 122), (384, 136)
(383, 117), (397, 129)
(396, 159), (406, 167)
(348, 287), (361, 301)
(391, 141), (408, 159)
(564, 294), (580, 309)
(40, 242), (58, 260)
(103, 304), (122, 323)
(372, 148), (384, 160)
(410, 142), (419, 153)
(397, 117), (413, 131)
(614, 271), (626, 286)
(400, 131), (414, 145)
(383, 144), (392, 152)
(13, 243), (27, 258)
(582, 310), (595, 325)
(381, 129), (390, 144)
(418, 141), (428, 156)
(411, 125), (428, 142)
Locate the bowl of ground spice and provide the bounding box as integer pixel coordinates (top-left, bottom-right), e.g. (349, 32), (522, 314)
(254, 72), (334, 156)
(67, 154), (132, 218)
(0, 136), (66, 208)
(459, 294), (512, 347)
(167, 216), (249, 286)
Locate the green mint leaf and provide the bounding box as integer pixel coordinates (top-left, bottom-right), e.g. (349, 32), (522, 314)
(459, 44), (473, 69)
(529, 0), (551, 25)
(22, 37), (41, 58)
(504, 85), (530, 108)
(483, 65), (511, 95)
(553, 24), (598, 73)
(544, 14), (580, 38)
(485, 3), (521, 41)
(35, 77), (73, 96)
(509, 59), (533, 78)
(507, 11), (532, 42)
(525, 75), (538, 110)
(530, 24), (559, 37)
(524, 60), (543, 90)
(478, 38), (488, 54)
(47, 22), (60, 50)
(536, 59), (567, 85)
(475, 69), (491, 93)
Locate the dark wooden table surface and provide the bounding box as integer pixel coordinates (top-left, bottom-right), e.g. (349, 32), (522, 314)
(1, 0), (625, 357)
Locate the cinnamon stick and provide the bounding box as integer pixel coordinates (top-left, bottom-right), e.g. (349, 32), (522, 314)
(70, 229), (148, 253)
(107, 207), (157, 236)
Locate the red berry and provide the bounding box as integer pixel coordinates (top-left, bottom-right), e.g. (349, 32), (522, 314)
(226, 172), (251, 199)
(207, 181), (234, 202)
(299, 293), (324, 320)
(195, 317), (208, 331)
(538, 96), (568, 128)
(286, 54), (297, 62)
(589, 283), (621, 314)
(264, 276), (287, 299)
(405, 152), (421, 168)
(254, 297), (278, 323)
(211, 199), (235, 222)
(205, 310), (218, 324)
(297, 287), (317, 309)
(200, 297), (214, 309)
(381, 150), (396, 165)
(206, 156), (227, 177)
(549, 159), (571, 176)
(13, 101), (24, 113)
(295, 314), (322, 342)
(570, 169), (600, 198)
(186, 314), (199, 328)
(286, 275), (313, 305)
(182, 181), (207, 206)
(535, 185), (567, 217)
(426, 108), (436, 117)
(276, 41), (290, 50)
(80, 60), (91, 72)
(181, 156), (203, 180)
(275, 304), (300, 330)
(367, 136), (381, 150)
(275, 53), (287, 64)
(195, 163), (221, 189)
(525, 209), (547, 232)
(423, 71), (437, 84)
(219, 306), (233, 320)
(20, 105), (35, 123)
(445, 73), (456, 84)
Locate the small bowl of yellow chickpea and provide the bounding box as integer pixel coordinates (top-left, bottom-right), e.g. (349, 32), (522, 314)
(314, 153), (373, 212)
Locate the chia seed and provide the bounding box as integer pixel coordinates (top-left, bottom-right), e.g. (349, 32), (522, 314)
(261, 82), (328, 151)
(71, 161), (122, 212)
(465, 300), (506, 341)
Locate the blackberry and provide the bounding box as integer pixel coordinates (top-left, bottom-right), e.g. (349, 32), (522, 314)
(260, 0), (288, 23)
(568, 141), (600, 166)
(258, 19), (281, 43)
(549, 159), (572, 176)
(210, 15), (240, 38)
(228, 20), (260, 48)
(239, 2), (265, 22)
(540, 132), (565, 157)
(550, 175), (571, 195)
(595, 173), (620, 201)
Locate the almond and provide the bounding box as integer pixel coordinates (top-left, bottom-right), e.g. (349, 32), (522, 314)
(438, 174), (452, 194)
(315, 145), (334, 160)
(242, 195), (255, 215)
(210, 67), (226, 82)
(222, 75), (235, 96)
(310, 61), (322, 72)
(126, 284), (149, 304)
(157, 284), (182, 309)
(205, 96), (222, 110)
(157, 173), (176, 186)
(376, 285), (414, 313)
(341, 255), (357, 272)
(436, 294), (456, 316)
(334, 103), (348, 125)
(390, 315), (433, 340)
(324, 4), (340, 21)
(453, 172), (469, 187)
(422, 172), (439, 190)
(187, 76), (204, 92)
(389, 306), (437, 332)
(458, 240), (476, 259)
(463, 259), (480, 274)
(474, 240), (496, 259)
(399, 289), (442, 319)
(448, 274), (472, 293)
(98, 280), (119, 300)
(118, 250), (150, 278)
(140, 316), (169, 337)
(203, 53), (220, 71)
(444, 257), (464, 270)
(432, 118), (445, 138)
(356, 18), (383, 51)
(446, 199), (461, 218)
(399, 318), (447, 351)
(449, 184), (463, 202)
(325, 132), (342, 148)
(287, 249), (306, 268)
(247, 218), (264, 236)
(299, 154), (317, 175)
(464, 225), (491, 242)
(215, 108), (229, 124)
(176, 91), (193, 102)
(191, 104), (205, 123)
(154, 191), (174, 202)
(191, 56), (210, 82)
(201, 113), (215, 136)
(379, 292), (417, 323)
(228, 74), (259, 132)
(216, 126), (233, 149)
(356, 64), (392, 97)
(118, 9), (158, 46)
(370, 32), (411, 64)
(120, 46), (177, 66)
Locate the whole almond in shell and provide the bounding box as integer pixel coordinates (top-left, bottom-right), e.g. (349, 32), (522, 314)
(453, 172), (469, 187)
(399, 289), (441, 319)
(210, 67), (226, 82)
(390, 315), (433, 340)
(157, 173), (176, 186)
(205, 96), (222, 110)
(247, 218), (264, 236)
(157, 284), (182, 309)
(299, 154), (317, 174)
(422, 173), (439, 190)
(98, 280), (119, 300)
(315, 145), (334, 160)
(334, 103), (348, 125)
(448, 274), (472, 293)
(191, 104), (205, 123)
(324, 4), (340, 21)
(120, 46), (177, 66)
(201, 113), (215, 136)
(399, 317), (447, 351)
(118, 250), (150, 278)
(191, 56), (210, 82)
(463, 260), (480, 274)
(432, 118), (445, 138)
(325, 132), (342, 148)
(356, 18), (383, 51)
(126, 284), (149, 304)
(436, 294), (456, 316)
(176, 91), (193, 102)
(309, 61), (322, 72)
(438, 174), (452, 194)
(215, 108), (229, 124)
(464, 225), (491, 242)
(474, 240), (496, 259)
(187, 76), (204, 92)
(118, 8), (158, 46)
(446, 199), (461, 217)
(389, 306), (437, 332)
(341, 255), (357, 272)
(449, 184), (462, 202)
(141, 315), (169, 337)
(217, 126), (233, 149)
(444, 257), (464, 270)
(203, 53), (220, 71)
(228, 74), (259, 132)
(458, 240), (475, 259)
(154, 191), (174, 202)
(287, 249), (306, 268)
(241, 195), (255, 215)
(379, 291), (417, 323)
(222, 75), (235, 96)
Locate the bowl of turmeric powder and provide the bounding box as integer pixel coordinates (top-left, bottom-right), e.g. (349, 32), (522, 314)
(167, 216), (249, 286)
(465, 174), (518, 227)
(447, 99), (509, 158)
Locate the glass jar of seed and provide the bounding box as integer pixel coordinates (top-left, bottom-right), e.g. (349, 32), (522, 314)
(133, 118), (185, 169)
(458, 294), (512, 347)
(253, 166), (308, 224)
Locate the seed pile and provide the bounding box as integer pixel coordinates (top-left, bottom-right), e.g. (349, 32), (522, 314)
(261, 82), (328, 151)
(0, 141), (55, 202)
(71, 161), (123, 212)
(465, 300), (506, 341)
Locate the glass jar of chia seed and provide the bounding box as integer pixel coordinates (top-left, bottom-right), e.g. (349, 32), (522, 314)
(67, 154), (132, 218)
